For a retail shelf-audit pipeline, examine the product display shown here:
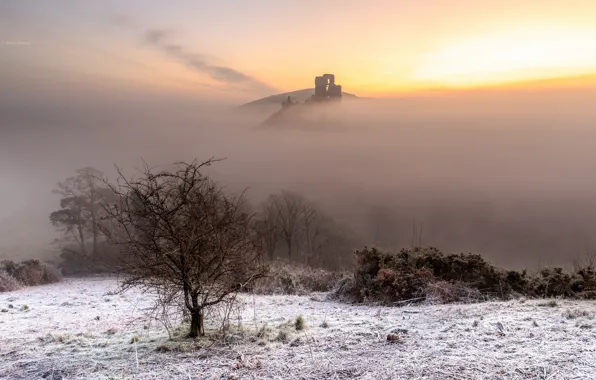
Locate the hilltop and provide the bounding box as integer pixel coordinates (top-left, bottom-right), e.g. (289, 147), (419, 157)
(239, 88), (359, 112)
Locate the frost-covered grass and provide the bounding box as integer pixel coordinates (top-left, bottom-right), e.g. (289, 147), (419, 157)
(1, 277), (596, 379)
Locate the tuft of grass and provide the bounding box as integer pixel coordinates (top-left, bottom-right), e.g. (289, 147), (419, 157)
(257, 323), (273, 339)
(564, 309), (593, 320)
(20, 305), (29, 311)
(295, 315), (306, 331)
(1, 309), (8, 313)
(155, 342), (194, 353)
(472, 320), (479, 328)
(320, 314), (329, 328)
(538, 300), (558, 308)
(275, 330), (290, 343)
(386, 333), (404, 344)
(105, 327), (119, 335)
(155, 344), (170, 352)
(41, 333), (71, 344)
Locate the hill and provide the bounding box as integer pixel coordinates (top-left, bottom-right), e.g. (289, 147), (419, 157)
(239, 88), (359, 111)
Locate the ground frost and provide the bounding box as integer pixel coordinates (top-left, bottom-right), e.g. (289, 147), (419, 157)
(1, 277), (595, 379)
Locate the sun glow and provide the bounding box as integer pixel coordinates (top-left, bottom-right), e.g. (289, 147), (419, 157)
(410, 27), (596, 88)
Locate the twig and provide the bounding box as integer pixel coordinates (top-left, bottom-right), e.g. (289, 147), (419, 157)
(134, 340), (139, 369)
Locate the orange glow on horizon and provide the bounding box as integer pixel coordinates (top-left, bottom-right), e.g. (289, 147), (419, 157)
(21, 1), (596, 102)
(406, 27), (596, 89)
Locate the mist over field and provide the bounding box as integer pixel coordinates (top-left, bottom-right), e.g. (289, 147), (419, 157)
(2, 84), (596, 269)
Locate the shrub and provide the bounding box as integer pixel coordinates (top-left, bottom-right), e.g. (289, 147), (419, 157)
(527, 267), (575, 298)
(249, 261), (348, 295)
(13, 260), (62, 286)
(339, 246), (525, 304)
(42, 263), (63, 284)
(0, 270), (22, 292)
(1, 260), (18, 278)
(0, 260), (62, 288)
(336, 246), (596, 305)
(14, 260), (45, 286)
(424, 281), (483, 304)
(525, 265), (596, 300)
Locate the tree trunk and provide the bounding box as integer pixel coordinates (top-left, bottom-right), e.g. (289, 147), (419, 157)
(305, 228), (312, 266)
(189, 308), (205, 338)
(199, 308), (205, 336)
(189, 292), (204, 338)
(77, 223), (87, 257)
(91, 211), (98, 259)
(190, 310), (200, 338)
(287, 239), (293, 261)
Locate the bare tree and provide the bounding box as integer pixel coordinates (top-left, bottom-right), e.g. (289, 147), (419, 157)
(260, 190), (358, 269)
(99, 159), (267, 337)
(411, 219), (424, 248)
(255, 201), (280, 261)
(303, 210), (357, 270)
(266, 190), (306, 260)
(50, 167), (113, 259)
(302, 202), (321, 266)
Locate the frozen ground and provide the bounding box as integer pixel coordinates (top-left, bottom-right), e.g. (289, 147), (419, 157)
(1, 277), (596, 380)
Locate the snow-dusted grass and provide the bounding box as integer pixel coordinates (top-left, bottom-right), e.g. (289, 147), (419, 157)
(1, 277), (596, 379)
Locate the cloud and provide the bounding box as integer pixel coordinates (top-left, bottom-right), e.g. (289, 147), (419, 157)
(143, 28), (262, 85)
(110, 17), (275, 93)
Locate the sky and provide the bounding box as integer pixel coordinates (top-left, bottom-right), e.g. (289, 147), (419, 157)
(2, 0), (596, 103)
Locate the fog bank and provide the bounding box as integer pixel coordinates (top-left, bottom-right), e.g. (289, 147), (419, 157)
(2, 86), (596, 268)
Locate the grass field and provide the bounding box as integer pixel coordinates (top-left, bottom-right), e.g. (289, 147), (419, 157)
(1, 277), (595, 379)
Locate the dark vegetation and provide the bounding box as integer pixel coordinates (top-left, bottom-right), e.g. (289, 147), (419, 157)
(0, 259), (61, 292)
(58, 243), (123, 276)
(335, 246), (596, 304)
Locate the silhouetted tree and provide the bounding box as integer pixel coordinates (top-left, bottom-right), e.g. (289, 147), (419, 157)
(99, 159), (267, 337)
(255, 201), (281, 261)
(260, 190), (357, 270)
(266, 190), (306, 260)
(50, 167), (113, 259)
